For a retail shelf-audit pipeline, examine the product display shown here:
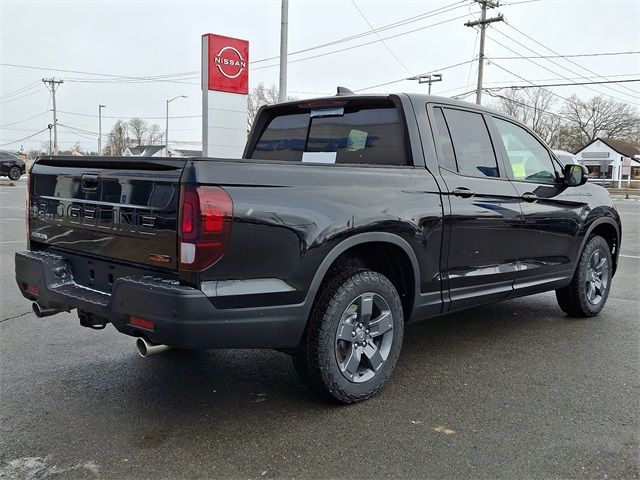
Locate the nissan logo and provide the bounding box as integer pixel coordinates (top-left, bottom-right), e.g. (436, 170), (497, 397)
(214, 46), (246, 79)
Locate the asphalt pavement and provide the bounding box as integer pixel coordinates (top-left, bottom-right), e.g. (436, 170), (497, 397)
(1, 178), (638, 479)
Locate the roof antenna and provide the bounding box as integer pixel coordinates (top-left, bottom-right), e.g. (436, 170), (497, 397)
(336, 86), (354, 96)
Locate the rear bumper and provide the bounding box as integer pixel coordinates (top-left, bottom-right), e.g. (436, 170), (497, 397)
(15, 250), (307, 349)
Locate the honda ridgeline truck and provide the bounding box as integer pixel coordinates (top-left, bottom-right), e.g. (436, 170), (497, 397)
(16, 93), (621, 403)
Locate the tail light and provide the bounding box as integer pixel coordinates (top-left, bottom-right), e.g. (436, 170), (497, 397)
(25, 175), (31, 239)
(178, 185), (233, 271)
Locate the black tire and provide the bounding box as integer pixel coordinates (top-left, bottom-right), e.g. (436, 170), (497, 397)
(8, 166), (21, 181)
(293, 268), (404, 404)
(556, 235), (612, 317)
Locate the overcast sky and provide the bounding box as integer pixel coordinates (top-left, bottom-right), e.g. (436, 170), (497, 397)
(1, 0), (639, 153)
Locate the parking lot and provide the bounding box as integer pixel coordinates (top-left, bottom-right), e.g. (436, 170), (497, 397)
(0, 179), (638, 479)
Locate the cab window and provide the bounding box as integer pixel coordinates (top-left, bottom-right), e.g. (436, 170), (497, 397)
(441, 108), (499, 178)
(493, 117), (557, 184)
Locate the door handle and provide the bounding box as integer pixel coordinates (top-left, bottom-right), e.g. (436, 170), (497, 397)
(521, 192), (537, 202)
(452, 187), (475, 198)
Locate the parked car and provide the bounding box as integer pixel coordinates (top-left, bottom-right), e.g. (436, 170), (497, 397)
(0, 151), (26, 180)
(15, 93), (621, 403)
(553, 149), (579, 166)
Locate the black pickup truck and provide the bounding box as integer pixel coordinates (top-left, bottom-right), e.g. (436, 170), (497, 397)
(16, 93), (621, 403)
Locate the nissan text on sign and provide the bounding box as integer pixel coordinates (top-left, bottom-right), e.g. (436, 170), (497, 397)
(201, 33), (249, 158)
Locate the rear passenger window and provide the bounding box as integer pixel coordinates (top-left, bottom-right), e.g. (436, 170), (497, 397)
(251, 102), (410, 166)
(441, 108), (499, 178)
(431, 107), (457, 172)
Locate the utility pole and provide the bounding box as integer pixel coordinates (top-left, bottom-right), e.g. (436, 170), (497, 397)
(408, 73), (443, 94)
(465, 1), (503, 105)
(98, 105), (106, 155)
(42, 78), (63, 154)
(278, 0), (289, 102)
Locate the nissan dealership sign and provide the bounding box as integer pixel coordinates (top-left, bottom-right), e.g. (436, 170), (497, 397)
(202, 33), (249, 157)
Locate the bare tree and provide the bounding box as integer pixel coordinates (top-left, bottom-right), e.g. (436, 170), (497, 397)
(146, 123), (163, 145)
(562, 95), (640, 150)
(490, 88), (560, 147)
(128, 118), (148, 146)
(108, 120), (130, 156)
(247, 83), (297, 129)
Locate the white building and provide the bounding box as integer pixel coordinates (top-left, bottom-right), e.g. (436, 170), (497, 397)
(122, 145), (165, 157)
(574, 138), (640, 185)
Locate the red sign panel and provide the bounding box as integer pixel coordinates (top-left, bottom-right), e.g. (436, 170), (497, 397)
(204, 34), (249, 94)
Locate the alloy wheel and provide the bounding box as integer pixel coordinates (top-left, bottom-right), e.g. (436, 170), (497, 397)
(8, 167), (21, 181)
(335, 292), (394, 383)
(585, 248), (609, 305)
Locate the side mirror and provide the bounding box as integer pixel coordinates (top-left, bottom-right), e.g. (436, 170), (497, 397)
(563, 164), (588, 187)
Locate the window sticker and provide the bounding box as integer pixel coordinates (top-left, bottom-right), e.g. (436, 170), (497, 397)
(512, 163), (526, 178)
(301, 151), (337, 164)
(347, 129), (368, 152)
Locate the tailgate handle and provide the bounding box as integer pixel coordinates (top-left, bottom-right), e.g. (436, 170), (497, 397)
(81, 173), (100, 192)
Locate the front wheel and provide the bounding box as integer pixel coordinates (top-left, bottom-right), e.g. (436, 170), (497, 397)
(294, 269), (404, 404)
(556, 235), (612, 317)
(8, 166), (21, 181)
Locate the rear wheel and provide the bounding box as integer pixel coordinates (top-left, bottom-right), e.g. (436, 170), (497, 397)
(294, 268), (404, 404)
(8, 166), (21, 181)
(556, 235), (612, 317)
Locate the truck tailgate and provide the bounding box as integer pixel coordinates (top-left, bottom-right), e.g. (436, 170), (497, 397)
(29, 156), (187, 270)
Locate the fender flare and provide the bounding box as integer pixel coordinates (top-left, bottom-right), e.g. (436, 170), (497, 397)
(573, 217), (620, 276)
(302, 232), (421, 316)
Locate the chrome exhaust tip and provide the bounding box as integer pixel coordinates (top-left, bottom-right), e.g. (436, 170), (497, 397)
(136, 337), (170, 358)
(32, 302), (61, 318)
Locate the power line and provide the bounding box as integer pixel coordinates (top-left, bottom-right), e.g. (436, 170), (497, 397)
(488, 61), (569, 101)
(483, 91), (573, 127)
(0, 111), (50, 129)
(0, 86), (45, 105)
(0, 2), (468, 85)
(355, 59), (475, 91)
(57, 109), (201, 120)
(487, 78), (640, 89)
(504, 22), (640, 97)
(486, 33), (640, 105)
(491, 26), (640, 102)
(484, 72), (640, 84)
(350, 0), (412, 74)
(491, 50), (640, 60)
(252, 0), (468, 64)
(58, 124), (97, 142)
(0, 63), (200, 86)
(253, 13), (470, 71)
(0, 127), (49, 147)
(0, 81), (42, 100)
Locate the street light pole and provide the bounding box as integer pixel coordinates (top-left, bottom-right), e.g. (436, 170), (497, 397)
(165, 95), (187, 157)
(98, 105), (106, 154)
(407, 73), (443, 94)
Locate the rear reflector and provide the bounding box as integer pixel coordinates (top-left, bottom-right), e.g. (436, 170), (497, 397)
(26, 284), (39, 295)
(178, 185), (233, 271)
(129, 316), (154, 331)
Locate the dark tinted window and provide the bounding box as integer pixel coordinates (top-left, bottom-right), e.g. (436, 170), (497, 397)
(251, 103), (409, 166)
(307, 107), (408, 166)
(431, 107), (457, 171)
(252, 113), (308, 162)
(442, 108), (499, 178)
